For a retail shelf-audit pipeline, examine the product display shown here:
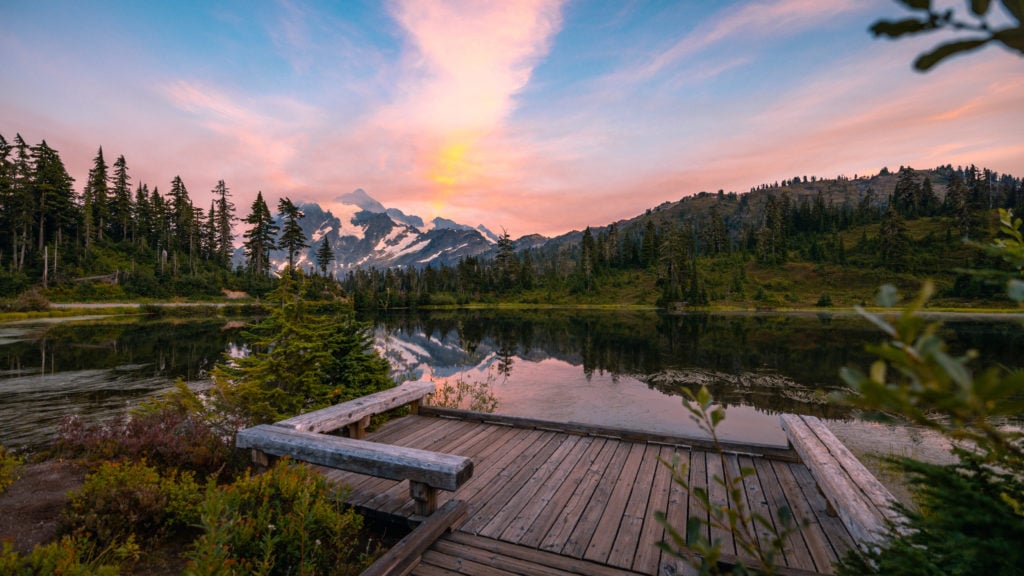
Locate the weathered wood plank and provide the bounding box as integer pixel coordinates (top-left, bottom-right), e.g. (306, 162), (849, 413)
(418, 548), (523, 576)
(772, 460), (836, 574)
(607, 442), (661, 569)
(446, 532), (646, 576)
(685, 450), (709, 548)
(780, 414), (892, 547)
(584, 442), (646, 564)
(279, 380), (435, 433)
(518, 438), (609, 549)
(538, 439), (620, 553)
(236, 424), (472, 491)
(706, 452), (736, 557)
(478, 435), (582, 539)
(737, 454), (777, 563)
(361, 499), (468, 576)
(498, 436), (595, 544)
(753, 457), (815, 571)
(350, 419), (477, 509)
(461, 432), (563, 534)
(420, 406), (798, 461)
(790, 461), (854, 561)
(656, 448), (690, 575)
(560, 440), (633, 558)
(722, 453), (758, 564)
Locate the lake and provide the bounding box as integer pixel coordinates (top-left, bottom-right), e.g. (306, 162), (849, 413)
(1, 309), (1021, 453)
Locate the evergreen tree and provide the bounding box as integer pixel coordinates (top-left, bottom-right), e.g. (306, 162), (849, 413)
(316, 237), (334, 277)
(878, 208), (911, 271)
(83, 147), (109, 245)
(212, 180), (235, 268)
(242, 191), (278, 277)
(29, 140), (76, 254)
(167, 175), (193, 258)
(277, 197), (308, 272)
(109, 155), (132, 240)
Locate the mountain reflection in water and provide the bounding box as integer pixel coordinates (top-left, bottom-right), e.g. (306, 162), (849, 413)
(371, 309), (1024, 445)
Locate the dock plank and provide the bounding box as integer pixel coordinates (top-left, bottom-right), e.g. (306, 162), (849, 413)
(706, 452), (737, 557)
(540, 439), (622, 554)
(518, 438), (610, 549)
(320, 414), (867, 575)
(560, 441), (633, 558)
(479, 435), (584, 539)
(607, 442), (661, 569)
(753, 457), (815, 571)
(584, 441), (647, 564)
(499, 436), (595, 544)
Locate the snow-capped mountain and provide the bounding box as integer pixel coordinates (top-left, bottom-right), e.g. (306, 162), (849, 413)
(235, 189), (497, 276)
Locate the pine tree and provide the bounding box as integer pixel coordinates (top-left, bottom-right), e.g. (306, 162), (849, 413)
(83, 147), (109, 244)
(277, 197), (308, 272)
(109, 155), (132, 240)
(242, 191), (278, 277)
(315, 237), (334, 277)
(167, 175), (193, 257)
(29, 140), (76, 254)
(212, 179), (235, 268)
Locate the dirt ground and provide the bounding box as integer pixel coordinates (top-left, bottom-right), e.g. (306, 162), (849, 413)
(0, 459), (85, 555)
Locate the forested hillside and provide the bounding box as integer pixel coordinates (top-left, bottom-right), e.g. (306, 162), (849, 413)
(2, 130), (1020, 308)
(0, 133), (298, 300)
(342, 165), (1024, 309)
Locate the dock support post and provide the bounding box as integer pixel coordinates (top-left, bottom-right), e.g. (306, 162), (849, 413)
(409, 481), (438, 515)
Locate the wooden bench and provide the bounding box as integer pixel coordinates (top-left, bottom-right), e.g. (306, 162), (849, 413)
(277, 380), (436, 437)
(780, 414), (903, 548)
(237, 424), (473, 515)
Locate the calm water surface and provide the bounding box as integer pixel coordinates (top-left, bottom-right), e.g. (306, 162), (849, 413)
(1, 309), (1020, 452)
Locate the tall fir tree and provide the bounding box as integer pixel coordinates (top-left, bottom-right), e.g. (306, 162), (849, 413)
(212, 179), (235, 268)
(109, 155), (132, 240)
(277, 197), (308, 272)
(242, 191), (278, 277)
(315, 237), (334, 277)
(83, 147), (109, 245)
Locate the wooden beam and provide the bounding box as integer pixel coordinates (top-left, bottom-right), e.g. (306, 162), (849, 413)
(781, 414), (902, 549)
(236, 424), (472, 491)
(277, 380), (435, 434)
(360, 500), (468, 576)
(419, 406), (799, 461)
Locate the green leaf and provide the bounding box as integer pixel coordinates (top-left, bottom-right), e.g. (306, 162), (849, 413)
(898, 0), (932, 9)
(994, 26), (1024, 53)
(870, 18), (930, 38)
(972, 0), (992, 15)
(914, 38), (989, 70)
(1001, 0), (1024, 21)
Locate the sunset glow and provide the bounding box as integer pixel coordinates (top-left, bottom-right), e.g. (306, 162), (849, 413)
(1, 0), (1021, 237)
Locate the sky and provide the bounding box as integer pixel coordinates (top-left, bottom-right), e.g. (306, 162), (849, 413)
(2, 0), (1022, 238)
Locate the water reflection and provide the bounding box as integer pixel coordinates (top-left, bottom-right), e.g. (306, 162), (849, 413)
(0, 317), (245, 451)
(371, 309), (1024, 443)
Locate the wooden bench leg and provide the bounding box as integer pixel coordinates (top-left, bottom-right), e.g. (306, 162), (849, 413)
(347, 415), (372, 439)
(409, 481), (438, 515)
(251, 449), (278, 471)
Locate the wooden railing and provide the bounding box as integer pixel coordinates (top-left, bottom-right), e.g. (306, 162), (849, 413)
(236, 380), (473, 515)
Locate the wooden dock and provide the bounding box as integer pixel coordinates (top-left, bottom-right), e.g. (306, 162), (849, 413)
(323, 410), (856, 575)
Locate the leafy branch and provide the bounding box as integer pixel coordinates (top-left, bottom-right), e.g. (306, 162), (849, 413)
(871, 0), (1024, 70)
(656, 386), (796, 575)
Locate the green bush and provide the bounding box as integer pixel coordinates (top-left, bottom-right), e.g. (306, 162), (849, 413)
(0, 536), (135, 576)
(187, 461), (366, 575)
(0, 444), (22, 495)
(60, 460), (202, 547)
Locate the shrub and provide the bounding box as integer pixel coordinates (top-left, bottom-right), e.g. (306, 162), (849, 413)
(12, 288), (50, 312)
(60, 460), (203, 547)
(0, 445), (23, 495)
(0, 536), (136, 576)
(55, 398), (236, 480)
(187, 461), (366, 575)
